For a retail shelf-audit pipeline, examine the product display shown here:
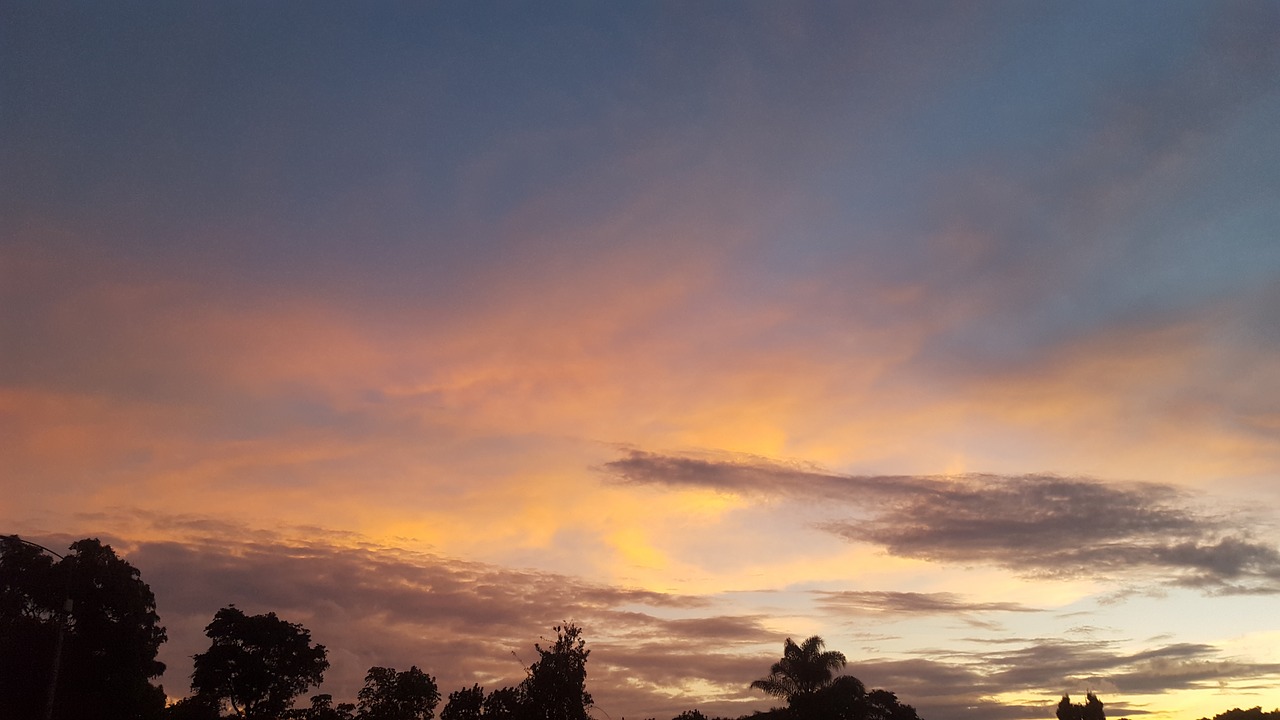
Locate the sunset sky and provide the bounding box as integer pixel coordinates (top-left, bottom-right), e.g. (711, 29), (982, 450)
(4, 3), (1280, 719)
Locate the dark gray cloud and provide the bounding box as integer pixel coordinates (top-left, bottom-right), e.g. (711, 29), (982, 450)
(607, 613), (776, 644)
(976, 639), (1280, 698)
(605, 452), (1280, 593)
(815, 591), (1040, 616)
(845, 639), (1280, 720)
(829, 484), (1280, 592)
(603, 450), (925, 500)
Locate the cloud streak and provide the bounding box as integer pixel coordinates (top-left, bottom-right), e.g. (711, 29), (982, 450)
(814, 591), (1040, 616)
(606, 452), (1280, 593)
(845, 638), (1280, 720)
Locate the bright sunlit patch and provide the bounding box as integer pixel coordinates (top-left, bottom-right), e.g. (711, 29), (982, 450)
(679, 419), (790, 459)
(359, 521), (446, 552)
(922, 568), (1101, 609)
(609, 527), (669, 572)
(1219, 630), (1280, 665)
(670, 488), (750, 518)
(760, 614), (826, 640)
(943, 453), (968, 475)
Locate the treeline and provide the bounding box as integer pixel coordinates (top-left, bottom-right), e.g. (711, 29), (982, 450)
(1, 536), (605, 720)
(2, 536), (1273, 720)
(165, 614), (592, 720)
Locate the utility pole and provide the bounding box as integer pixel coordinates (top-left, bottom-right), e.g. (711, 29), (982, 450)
(6, 535), (73, 720)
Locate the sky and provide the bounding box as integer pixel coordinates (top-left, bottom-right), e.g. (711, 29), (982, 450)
(3, 2), (1280, 719)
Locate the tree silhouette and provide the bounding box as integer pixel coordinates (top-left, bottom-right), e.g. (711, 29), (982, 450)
(862, 689), (922, 720)
(751, 636), (848, 706)
(191, 605), (328, 719)
(482, 686), (526, 720)
(163, 694), (223, 720)
(1058, 693), (1105, 720)
(297, 693), (356, 720)
(522, 623), (593, 720)
(357, 666), (441, 720)
(438, 626), (595, 720)
(1, 536), (167, 720)
(750, 637), (923, 720)
(796, 675), (867, 719)
(442, 684), (486, 720)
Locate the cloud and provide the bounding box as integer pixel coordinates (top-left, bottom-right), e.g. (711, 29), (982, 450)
(605, 452), (1280, 593)
(20, 519), (1280, 720)
(830, 482), (1280, 593)
(603, 450), (922, 500)
(977, 640), (1280, 697)
(105, 524), (779, 716)
(845, 640), (1280, 720)
(814, 591), (1040, 616)
(588, 642), (778, 718)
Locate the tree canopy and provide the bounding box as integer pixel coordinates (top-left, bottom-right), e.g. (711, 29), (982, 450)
(191, 605), (329, 719)
(357, 666), (441, 720)
(481, 685), (526, 720)
(750, 636), (921, 720)
(1058, 693), (1105, 720)
(294, 693), (358, 720)
(751, 636), (848, 705)
(522, 623), (594, 720)
(441, 684), (486, 720)
(0, 535), (167, 720)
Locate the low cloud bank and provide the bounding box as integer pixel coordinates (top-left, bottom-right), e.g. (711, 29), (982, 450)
(16, 513), (1275, 720)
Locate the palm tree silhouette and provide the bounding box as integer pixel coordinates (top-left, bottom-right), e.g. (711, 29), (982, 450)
(751, 636), (849, 703)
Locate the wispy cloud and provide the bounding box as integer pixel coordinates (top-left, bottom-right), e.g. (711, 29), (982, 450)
(814, 591), (1040, 616)
(844, 639), (1280, 720)
(606, 452), (1280, 593)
